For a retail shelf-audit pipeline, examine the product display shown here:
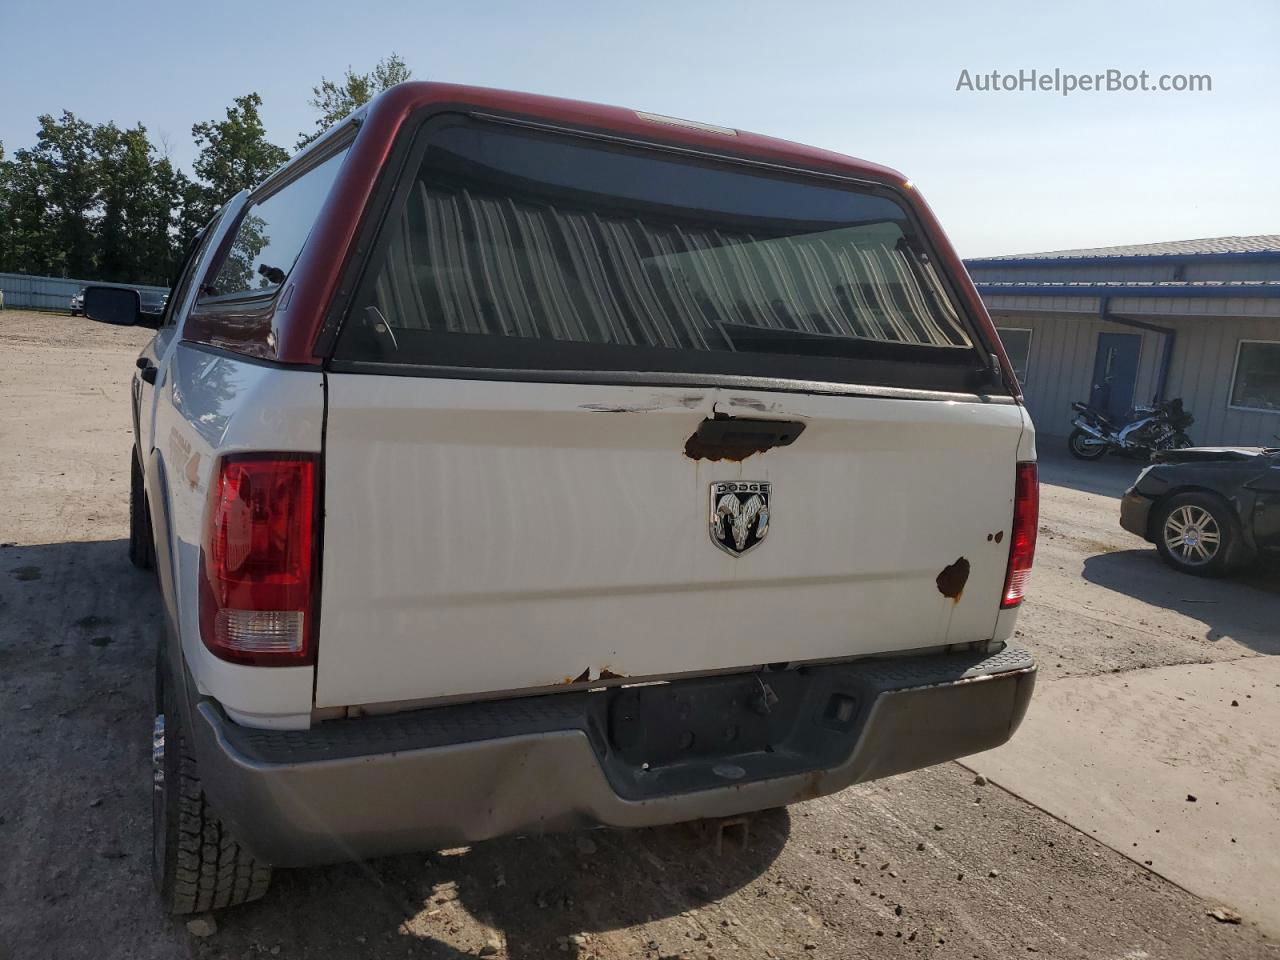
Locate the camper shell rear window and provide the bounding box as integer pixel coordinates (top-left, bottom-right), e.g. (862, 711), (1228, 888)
(332, 118), (1000, 394)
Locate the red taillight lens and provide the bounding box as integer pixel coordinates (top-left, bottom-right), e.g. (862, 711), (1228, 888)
(199, 454), (318, 665)
(1001, 461), (1039, 608)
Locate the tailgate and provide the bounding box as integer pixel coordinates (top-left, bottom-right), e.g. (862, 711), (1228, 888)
(314, 378), (1025, 708)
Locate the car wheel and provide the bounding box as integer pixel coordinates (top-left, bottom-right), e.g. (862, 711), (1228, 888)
(153, 655), (272, 914)
(1154, 492), (1237, 577)
(1068, 429), (1108, 460)
(129, 448), (154, 570)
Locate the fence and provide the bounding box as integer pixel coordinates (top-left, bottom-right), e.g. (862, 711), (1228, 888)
(0, 272), (170, 312)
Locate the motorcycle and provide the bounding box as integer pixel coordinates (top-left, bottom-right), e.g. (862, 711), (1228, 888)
(1068, 397), (1195, 461)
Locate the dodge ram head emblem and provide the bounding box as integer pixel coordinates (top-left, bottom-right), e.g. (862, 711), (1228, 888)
(709, 482), (771, 556)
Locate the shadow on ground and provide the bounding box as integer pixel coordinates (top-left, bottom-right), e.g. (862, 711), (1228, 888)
(1036, 440), (1150, 499)
(223, 810), (790, 958)
(1082, 548), (1280, 653)
(1, 538), (787, 960)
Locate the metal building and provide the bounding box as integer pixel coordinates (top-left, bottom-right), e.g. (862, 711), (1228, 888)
(966, 236), (1280, 447)
(0, 272), (169, 312)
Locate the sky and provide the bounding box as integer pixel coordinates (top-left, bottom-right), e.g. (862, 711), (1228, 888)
(1, 0), (1277, 257)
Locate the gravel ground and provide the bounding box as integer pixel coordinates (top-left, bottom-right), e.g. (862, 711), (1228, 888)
(0, 309), (1274, 959)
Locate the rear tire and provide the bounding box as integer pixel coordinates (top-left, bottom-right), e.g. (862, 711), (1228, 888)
(1068, 429), (1108, 460)
(153, 659), (272, 914)
(129, 449), (154, 570)
(1153, 492), (1238, 577)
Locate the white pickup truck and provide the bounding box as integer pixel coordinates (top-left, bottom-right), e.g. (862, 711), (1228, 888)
(112, 82), (1038, 914)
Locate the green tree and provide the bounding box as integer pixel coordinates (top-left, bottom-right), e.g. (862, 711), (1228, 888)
(94, 123), (189, 284)
(146, 158), (190, 284)
(0, 145), (56, 275)
(0, 142), (10, 272)
(1, 125), (75, 276)
(175, 178), (212, 258)
(296, 53), (411, 148)
(23, 112), (100, 277)
(1, 112), (193, 283)
(186, 93), (289, 238)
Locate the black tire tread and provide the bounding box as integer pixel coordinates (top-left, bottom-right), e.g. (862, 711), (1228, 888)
(157, 703), (271, 914)
(128, 450), (154, 570)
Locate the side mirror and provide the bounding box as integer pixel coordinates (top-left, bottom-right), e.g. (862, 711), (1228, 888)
(139, 302), (166, 329)
(83, 286), (141, 325)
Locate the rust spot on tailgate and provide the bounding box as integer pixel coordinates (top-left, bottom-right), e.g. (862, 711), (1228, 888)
(935, 557), (970, 602)
(994, 530), (1004, 544)
(561, 666), (626, 684)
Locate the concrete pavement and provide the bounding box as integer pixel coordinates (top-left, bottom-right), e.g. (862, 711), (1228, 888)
(970, 444), (1280, 936)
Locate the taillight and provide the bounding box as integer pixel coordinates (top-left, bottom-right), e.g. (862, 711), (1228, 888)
(199, 454), (318, 665)
(1001, 461), (1039, 608)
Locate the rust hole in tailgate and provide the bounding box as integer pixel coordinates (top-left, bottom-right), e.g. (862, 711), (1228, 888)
(683, 416), (805, 462)
(935, 557), (970, 602)
(994, 530), (1004, 544)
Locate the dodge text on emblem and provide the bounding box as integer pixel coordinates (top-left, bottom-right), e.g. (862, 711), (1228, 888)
(709, 481), (771, 556)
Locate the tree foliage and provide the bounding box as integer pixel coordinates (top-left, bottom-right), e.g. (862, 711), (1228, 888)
(297, 53), (411, 148)
(94, 123), (189, 283)
(0, 112), (186, 283)
(186, 93), (290, 241)
(29, 112), (99, 278)
(0, 55), (407, 288)
(0, 97), (286, 285)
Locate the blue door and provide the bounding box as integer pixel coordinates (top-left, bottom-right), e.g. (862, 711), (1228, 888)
(1090, 333), (1140, 419)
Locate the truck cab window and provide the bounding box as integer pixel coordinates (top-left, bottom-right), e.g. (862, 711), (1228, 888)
(205, 146), (350, 300)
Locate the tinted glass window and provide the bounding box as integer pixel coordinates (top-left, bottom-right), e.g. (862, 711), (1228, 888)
(161, 232), (202, 327)
(207, 147), (349, 298)
(996, 327), (1032, 385)
(1230, 341), (1280, 412)
(336, 124), (986, 391)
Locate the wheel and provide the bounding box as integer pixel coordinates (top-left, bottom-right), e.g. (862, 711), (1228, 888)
(153, 657), (272, 914)
(1068, 428), (1108, 460)
(129, 448), (154, 570)
(1153, 492), (1237, 577)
